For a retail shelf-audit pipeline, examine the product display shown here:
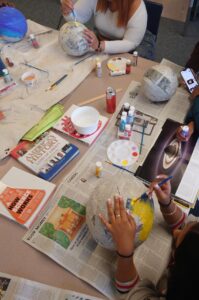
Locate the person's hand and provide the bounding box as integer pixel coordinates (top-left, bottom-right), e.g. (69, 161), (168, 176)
(99, 195), (136, 256)
(176, 122), (194, 142)
(190, 86), (199, 101)
(83, 29), (99, 51)
(149, 174), (171, 206)
(61, 0), (74, 16)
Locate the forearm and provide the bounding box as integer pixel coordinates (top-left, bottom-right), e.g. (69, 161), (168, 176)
(63, 0), (97, 23)
(115, 256), (139, 293)
(160, 200), (186, 230)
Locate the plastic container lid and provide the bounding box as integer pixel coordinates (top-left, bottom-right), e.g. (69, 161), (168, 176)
(133, 51), (138, 56)
(124, 102), (130, 109)
(125, 124), (131, 130)
(96, 161), (102, 168)
(2, 68), (9, 75)
(122, 111), (127, 117)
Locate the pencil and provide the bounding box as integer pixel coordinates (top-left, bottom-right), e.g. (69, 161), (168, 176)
(134, 175), (173, 202)
(105, 161), (135, 175)
(46, 74), (68, 91)
(139, 121), (146, 154)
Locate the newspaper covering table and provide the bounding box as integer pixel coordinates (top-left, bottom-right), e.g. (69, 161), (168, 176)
(24, 80), (187, 299)
(0, 272), (103, 300)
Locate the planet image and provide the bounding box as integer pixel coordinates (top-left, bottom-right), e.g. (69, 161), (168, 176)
(59, 21), (90, 56)
(163, 139), (182, 170)
(0, 7), (27, 42)
(86, 174), (154, 251)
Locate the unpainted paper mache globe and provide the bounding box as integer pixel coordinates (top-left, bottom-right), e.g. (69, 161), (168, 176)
(86, 174), (154, 251)
(142, 65), (178, 102)
(59, 21), (90, 56)
(0, 7), (27, 42)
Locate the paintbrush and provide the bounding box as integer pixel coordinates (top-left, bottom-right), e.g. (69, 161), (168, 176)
(134, 175), (173, 202)
(105, 161), (135, 175)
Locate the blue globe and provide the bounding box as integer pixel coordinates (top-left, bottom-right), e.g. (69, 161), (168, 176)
(0, 7), (27, 42)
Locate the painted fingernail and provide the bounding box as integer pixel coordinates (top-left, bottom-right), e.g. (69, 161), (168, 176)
(154, 184), (160, 189)
(107, 198), (111, 204)
(126, 209), (131, 215)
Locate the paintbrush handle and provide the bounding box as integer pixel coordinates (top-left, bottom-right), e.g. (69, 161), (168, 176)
(158, 176), (173, 187)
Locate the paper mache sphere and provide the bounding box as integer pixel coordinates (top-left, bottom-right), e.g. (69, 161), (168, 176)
(142, 65), (178, 102)
(0, 7), (27, 42)
(86, 174), (154, 251)
(59, 21), (90, 56)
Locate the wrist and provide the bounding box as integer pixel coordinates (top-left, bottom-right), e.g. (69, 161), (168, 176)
(159, 197), (172, 207)
(116, 250), (134, 258)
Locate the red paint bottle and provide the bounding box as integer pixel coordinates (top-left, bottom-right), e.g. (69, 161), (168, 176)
(106, 87), (116, 114)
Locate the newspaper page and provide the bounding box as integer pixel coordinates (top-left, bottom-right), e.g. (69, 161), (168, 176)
(0, 272), (103, 300)
(24, 80), (176, 299)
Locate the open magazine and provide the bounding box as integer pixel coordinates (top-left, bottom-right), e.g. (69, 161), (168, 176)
(23, 79), (194, 299)
(0, 272), (102, 300)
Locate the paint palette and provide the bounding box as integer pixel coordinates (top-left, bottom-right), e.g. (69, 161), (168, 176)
(107, 57), (129, 72)
(107, 140), (139, 167)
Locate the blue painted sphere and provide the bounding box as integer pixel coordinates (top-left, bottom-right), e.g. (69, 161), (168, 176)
(0, 7), (27, 42)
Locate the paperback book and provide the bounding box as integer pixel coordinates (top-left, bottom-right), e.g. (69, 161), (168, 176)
(10, 131), (79, 181)
(53, 104), (109, 145)
(0, 167), (55, 228)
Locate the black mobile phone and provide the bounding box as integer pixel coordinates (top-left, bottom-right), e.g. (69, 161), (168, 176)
(181, 68), (199, 93)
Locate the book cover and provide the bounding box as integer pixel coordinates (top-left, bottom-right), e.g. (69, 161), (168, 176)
(53, 104), (109, 145)
(10, 131), (79, 181)
(0, 167), (55, 228)
(135, 118), (198, 204)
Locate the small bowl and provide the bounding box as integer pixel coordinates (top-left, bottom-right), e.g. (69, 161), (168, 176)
(21, 71), (37, 87)
(71, 106), (99, 135)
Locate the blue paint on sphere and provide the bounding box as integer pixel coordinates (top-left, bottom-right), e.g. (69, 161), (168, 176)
(0, 7), (27, 42)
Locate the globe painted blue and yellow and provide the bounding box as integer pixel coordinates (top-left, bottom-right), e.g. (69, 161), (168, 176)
(0, 7), (27, 42)
(86, 174), (154, 250)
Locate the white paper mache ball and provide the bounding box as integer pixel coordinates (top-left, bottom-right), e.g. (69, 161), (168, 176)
(59, 21), (90, 56)
(86, 174), (154, 251)
(142, 65), (178, 102)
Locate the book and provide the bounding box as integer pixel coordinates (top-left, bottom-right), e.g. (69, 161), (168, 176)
(53, 104), (109, 145)
(10, 131), (79, 181)
(135, 118), (198, 205)
(0, 167), (55, 228)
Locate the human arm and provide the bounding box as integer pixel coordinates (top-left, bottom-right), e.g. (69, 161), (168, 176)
(149, 175), (186, 231)
(102, 1), (147, 54)
(185, 41), (199, 74)
(61, 0), (97, 24)
(99, 196), (139, 293)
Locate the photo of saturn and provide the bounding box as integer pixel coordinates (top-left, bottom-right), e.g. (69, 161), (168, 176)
(135, 118), (198, 196)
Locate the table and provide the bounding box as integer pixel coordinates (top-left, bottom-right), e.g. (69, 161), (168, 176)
(0, 55), (155, 298)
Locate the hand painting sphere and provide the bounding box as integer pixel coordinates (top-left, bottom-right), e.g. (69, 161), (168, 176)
(59, 21), (90, 56)
(142, 65), (178, 102)
(86, 174), (154, 250)
(0, 7), (27, 42)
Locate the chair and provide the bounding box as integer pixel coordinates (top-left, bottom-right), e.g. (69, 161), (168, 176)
(135, 1), (163, 60)
(144, 0), (163, 41)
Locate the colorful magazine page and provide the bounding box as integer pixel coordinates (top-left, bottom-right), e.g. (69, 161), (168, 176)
(53, 105), (109, 145)
(0, 167), (55, 228)
(10, 131), (79, 181)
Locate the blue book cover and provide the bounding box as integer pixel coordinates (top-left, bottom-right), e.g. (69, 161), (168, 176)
(10, 131), (79, 181)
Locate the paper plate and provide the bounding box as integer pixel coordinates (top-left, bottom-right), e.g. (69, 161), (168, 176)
(107, 140), (139, 167)
(107, 57), (129, 72)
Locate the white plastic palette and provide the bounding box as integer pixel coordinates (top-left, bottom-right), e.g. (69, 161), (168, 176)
(107, 57), (129, 72)
(107, 140), (139, 167)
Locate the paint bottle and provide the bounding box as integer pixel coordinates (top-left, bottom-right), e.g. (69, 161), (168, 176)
(95, 161), (103, 178)
(124, 124), (132, 139)
(132, 51), (138, 67)
(180, 125), (189, 138)
(106, 87), (116, 114)
(123, 102), (130, 113)
(96, 61), (102, 78)
(127, 109), (134, 125)
(119, 115), (126, 132)
(126, 59), (131, 74)
(2, 68), (12, 83)
(121, 111), (127, 118)
(29, 34), (40, 49)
